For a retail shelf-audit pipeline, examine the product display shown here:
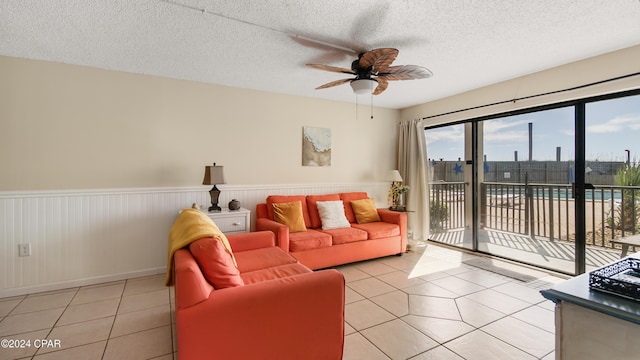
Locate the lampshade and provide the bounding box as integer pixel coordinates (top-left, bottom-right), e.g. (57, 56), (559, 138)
(350, 79), (376, 95)
(202, 164), (226, 185)
(387, 170), (403, 182)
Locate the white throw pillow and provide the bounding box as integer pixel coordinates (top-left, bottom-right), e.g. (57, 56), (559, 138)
(316, 200), (351, 230)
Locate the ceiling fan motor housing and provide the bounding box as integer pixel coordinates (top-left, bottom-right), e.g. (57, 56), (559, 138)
(351, 59), (372, 80)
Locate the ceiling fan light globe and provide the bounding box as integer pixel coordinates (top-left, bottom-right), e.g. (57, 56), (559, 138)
(350, 79), (376, 95)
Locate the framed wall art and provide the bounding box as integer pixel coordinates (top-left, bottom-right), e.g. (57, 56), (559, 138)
(302, 126), (331, 166)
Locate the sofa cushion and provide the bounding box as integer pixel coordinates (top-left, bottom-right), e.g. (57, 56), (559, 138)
(289, 229), (332, 252)
(317, 200), (351, 230)
(320, 227), (368, 245)
(234, 246), (298, 273)
(339, 192), (369, 223)
(189, 237), (244, 289)
(272, 201), (307, 232)
(267, 195), (311, 227)
(240, 263), (311, 285)
(307, 194), (341, 228)
(350, 198), (381, 224)
(352, 222), (400, 239)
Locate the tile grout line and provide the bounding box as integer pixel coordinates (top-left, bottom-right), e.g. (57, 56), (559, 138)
(31, 287), (80, 359)
(169, 285), (176, 358)
(101, 279), (125, 360)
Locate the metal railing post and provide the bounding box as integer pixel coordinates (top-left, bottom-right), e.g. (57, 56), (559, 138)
(548, 186), (555, 241)
(524, 173), (530, 236)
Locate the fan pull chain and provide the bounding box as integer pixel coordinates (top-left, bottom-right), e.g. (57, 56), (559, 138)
(370, 92), (374, 119)
(354, 94), (374, 120)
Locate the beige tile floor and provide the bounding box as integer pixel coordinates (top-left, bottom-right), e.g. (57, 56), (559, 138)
(0, 242), (566, 360)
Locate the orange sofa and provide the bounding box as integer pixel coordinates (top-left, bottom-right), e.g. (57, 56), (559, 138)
(169, 210), (345, 360)
(256, 192), (407, 270)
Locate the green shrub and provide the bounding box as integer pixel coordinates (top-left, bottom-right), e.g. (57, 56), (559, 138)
(430, 201), (449, 230)
(608, 162), (640, 231)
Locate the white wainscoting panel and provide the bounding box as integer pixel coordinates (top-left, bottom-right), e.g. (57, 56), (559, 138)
(0, 183), (386, 297)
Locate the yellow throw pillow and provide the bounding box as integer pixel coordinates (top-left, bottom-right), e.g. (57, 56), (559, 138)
(272, 201), (307, 232)
(350, 198), (381, 224)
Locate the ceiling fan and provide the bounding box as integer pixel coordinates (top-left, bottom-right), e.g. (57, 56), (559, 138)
(306, 48), (432, 95)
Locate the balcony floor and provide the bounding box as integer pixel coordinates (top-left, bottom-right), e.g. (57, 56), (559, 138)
(428, 228), (622, 274)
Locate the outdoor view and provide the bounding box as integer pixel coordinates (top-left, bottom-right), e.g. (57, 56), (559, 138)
(424, 93), (640, 274)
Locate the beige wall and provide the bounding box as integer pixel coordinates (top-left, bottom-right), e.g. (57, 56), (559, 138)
(0, 56), (399, 191)
(400, 45), (640, 125)
(4, 44), (638, 191)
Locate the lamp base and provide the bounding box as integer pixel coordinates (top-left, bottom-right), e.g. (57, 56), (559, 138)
(208, 185), (222, 213)
(389, 205), (406, 212)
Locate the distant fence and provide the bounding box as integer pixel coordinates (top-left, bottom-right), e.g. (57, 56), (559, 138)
(430, 160), (625, 185)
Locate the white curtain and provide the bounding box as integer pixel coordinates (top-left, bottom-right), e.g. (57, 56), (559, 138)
(397, 118), (430, 241)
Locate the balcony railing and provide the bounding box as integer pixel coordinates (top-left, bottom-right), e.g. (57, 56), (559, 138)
(429, 181), (640, 249)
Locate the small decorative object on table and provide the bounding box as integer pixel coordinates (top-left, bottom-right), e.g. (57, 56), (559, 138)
(589, 257), (640, 301)
(387, 170), (409, 211)
(228, 199), (241, 210)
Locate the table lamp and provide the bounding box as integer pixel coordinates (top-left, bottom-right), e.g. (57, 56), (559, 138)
(387, 170), (403, 183)
(387, 170), (405, 211)
(203, 163), (226, 212)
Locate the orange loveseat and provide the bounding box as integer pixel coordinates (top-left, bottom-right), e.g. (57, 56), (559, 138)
(168, 209), (345, 360)
(256, 192), (407, 270)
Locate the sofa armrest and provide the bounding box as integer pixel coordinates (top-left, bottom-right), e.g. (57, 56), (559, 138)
(377, 209), (408, 252)
(255, 217), (290, 252)
(377, 208), (405, 224)
(227, 230), (275, 252)
(174, 249), (214, 309)
(177, 269), (345, 360)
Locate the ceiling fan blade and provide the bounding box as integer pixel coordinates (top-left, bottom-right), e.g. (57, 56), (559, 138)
(379, 65), (433, 80)
(359, 48), (399, 72)
(315, 78), (353, 90)
(289, 34), (359, 56)
(306, 64), (356, 75)
(372, 78), (389, 95)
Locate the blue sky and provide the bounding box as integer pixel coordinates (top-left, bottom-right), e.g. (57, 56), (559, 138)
(425, 94), (640, 162)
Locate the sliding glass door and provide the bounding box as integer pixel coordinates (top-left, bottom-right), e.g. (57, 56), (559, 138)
(476, 107), (576, 273)
(584, 94), (640, 270)
(425, 123), (472, 250)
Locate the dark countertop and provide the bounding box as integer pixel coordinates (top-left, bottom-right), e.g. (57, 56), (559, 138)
(540, 254), (640, 325)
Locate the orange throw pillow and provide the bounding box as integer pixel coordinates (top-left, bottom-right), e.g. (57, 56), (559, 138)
(350, 198), (381, 224)
(272, 201), (307, 232)
(339, 192), (369, 223)
(266, 195), (311, 227)
(189, 237), (244, 289)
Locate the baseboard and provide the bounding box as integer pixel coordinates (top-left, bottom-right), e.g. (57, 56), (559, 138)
(0, 267), (166, 299)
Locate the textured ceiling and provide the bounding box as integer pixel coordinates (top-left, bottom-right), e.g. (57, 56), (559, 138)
(2, 0), (640, 109)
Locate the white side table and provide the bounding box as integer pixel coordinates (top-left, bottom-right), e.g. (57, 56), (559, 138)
(204, 208), (251, 234)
